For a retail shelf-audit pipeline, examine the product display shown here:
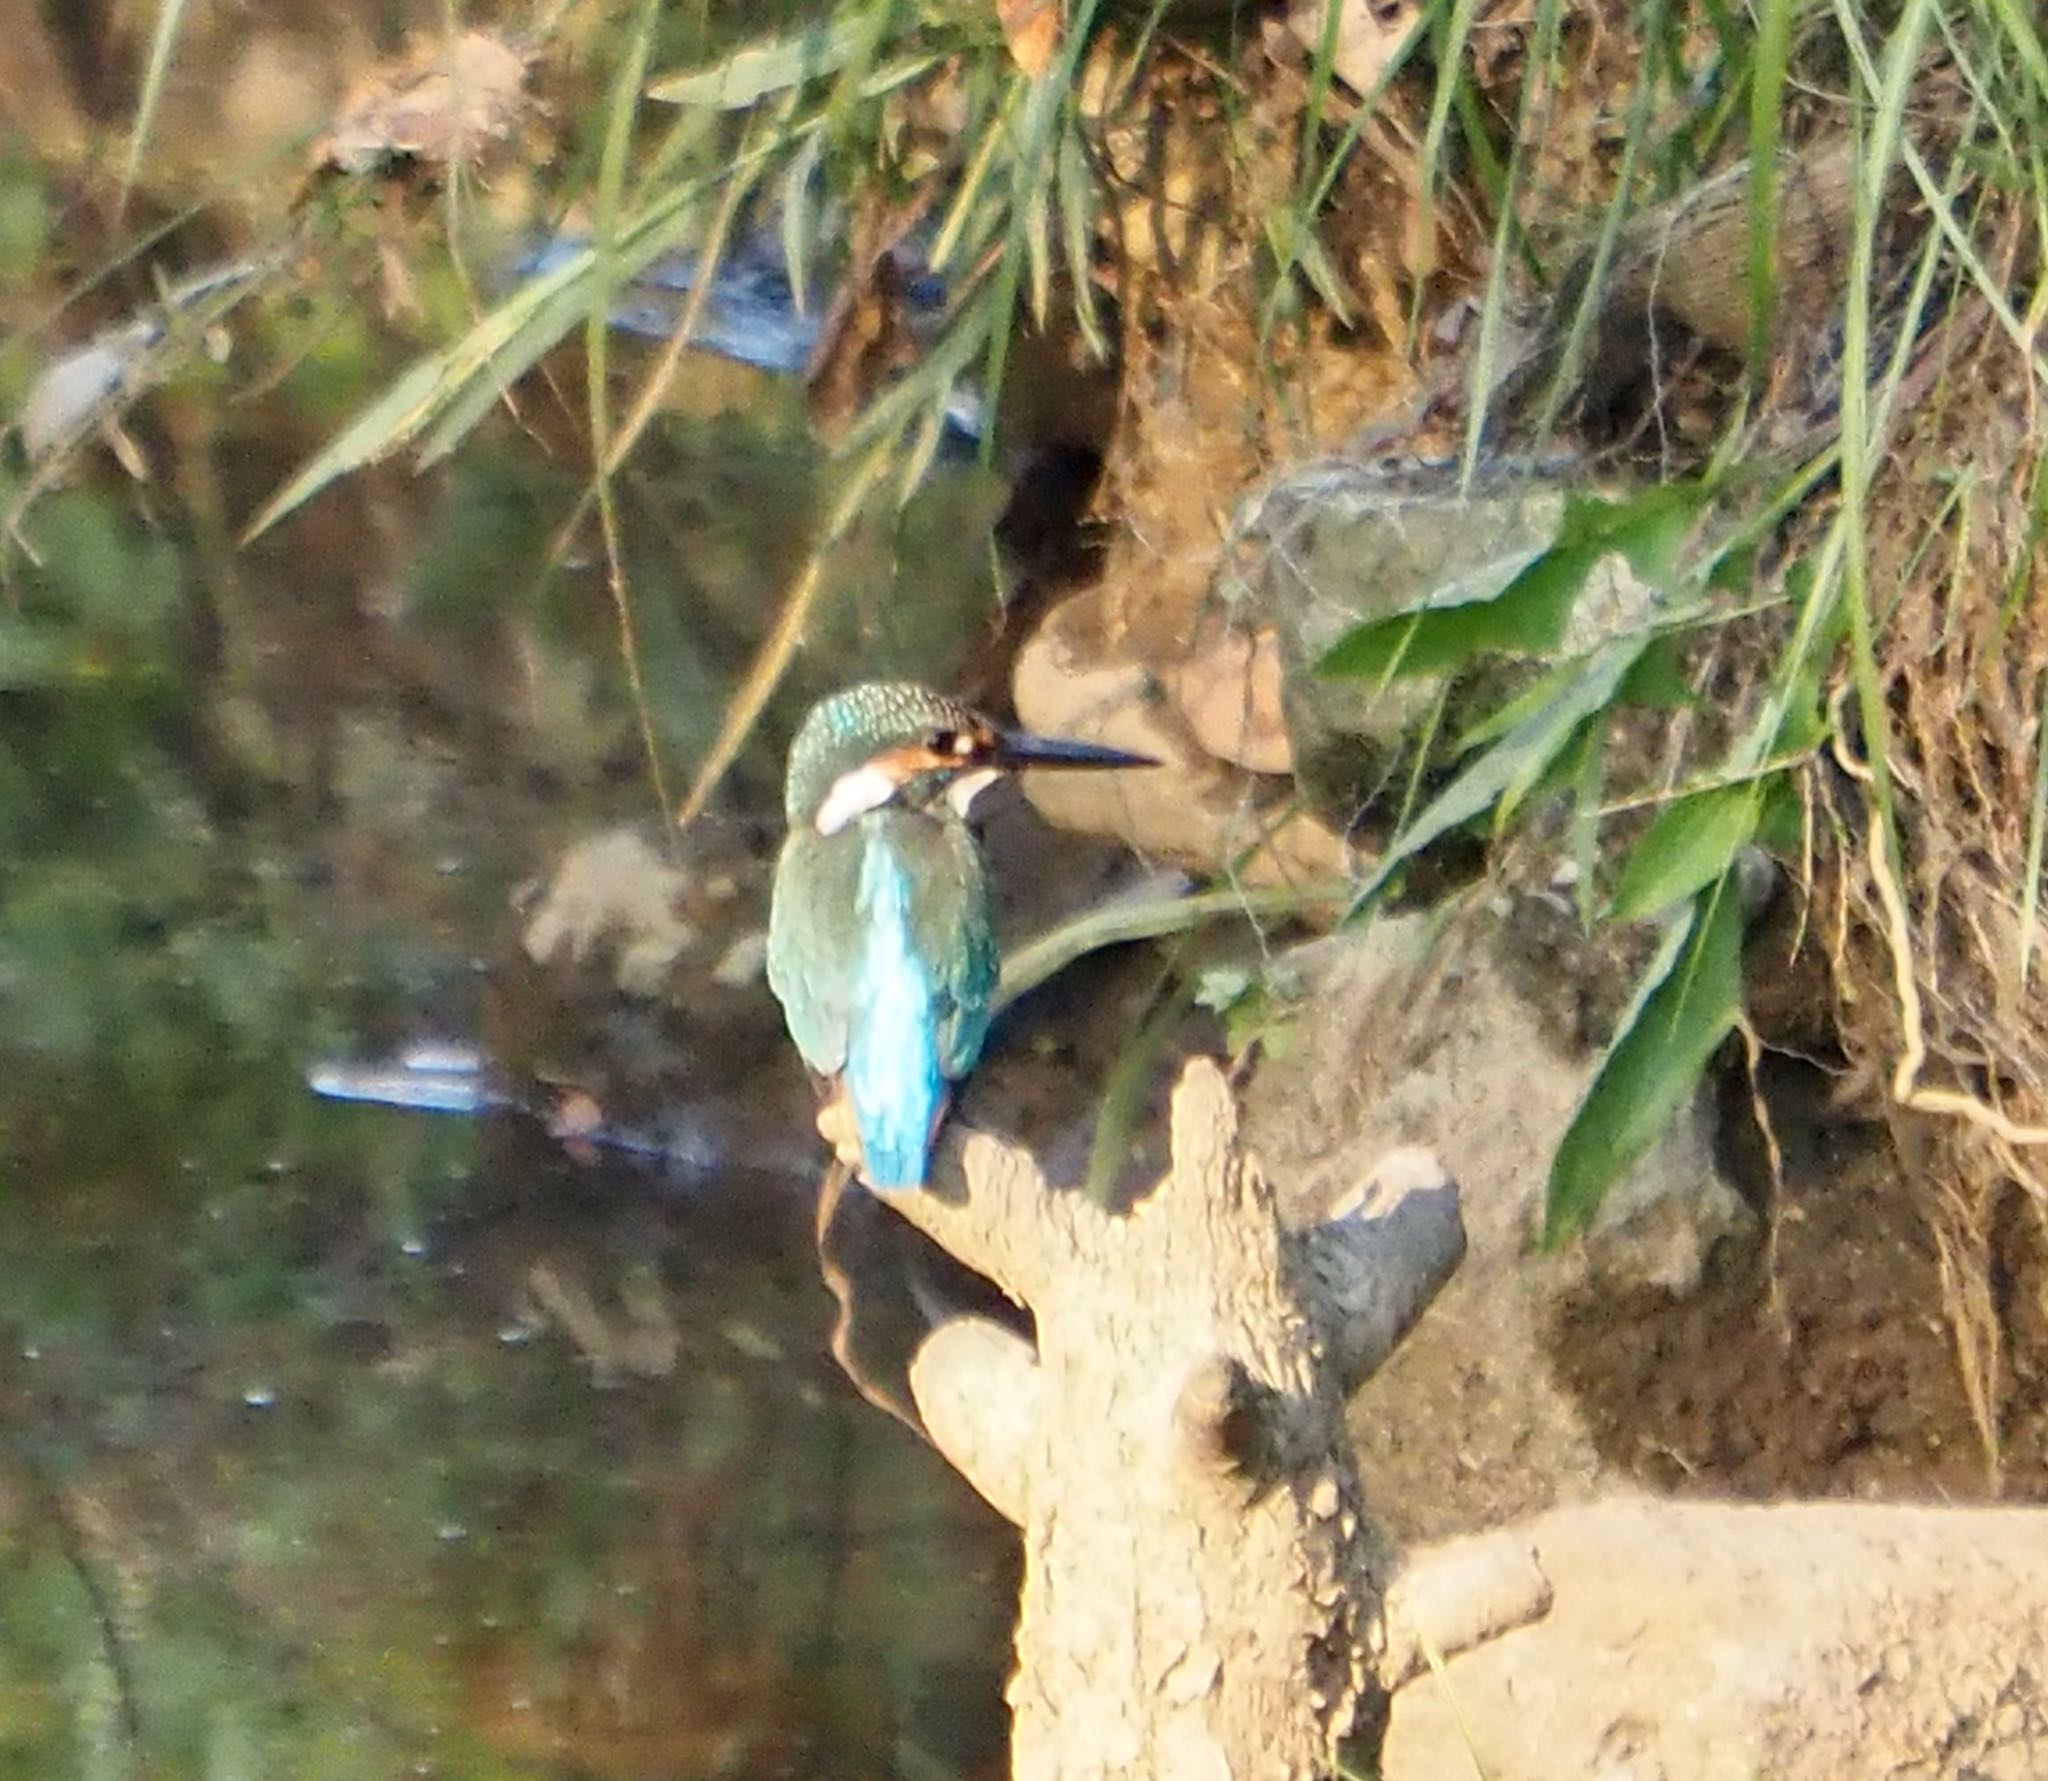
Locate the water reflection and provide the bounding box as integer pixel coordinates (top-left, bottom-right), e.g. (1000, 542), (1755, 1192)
(0, 417), (1015, 1781)
(0, 0), (1095, 1752)
(2, 1101), (1015, 1777)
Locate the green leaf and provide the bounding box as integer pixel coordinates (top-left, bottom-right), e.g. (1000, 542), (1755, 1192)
(1567, 720), (1607, 929)
(1610, 783), (1761, 922)
(1023, 184), (1053, 329)
(1754, 771), (1803, 854)
(247, 176), (713, 537)
(779, 132), (825, 319)
(0, 158), (50, 287)
(1545, 879), (1745, 1246)
(1191, 964), (1255, 1015)
(1733, 554), (1843, 770)
(1540, 479), (1705, 579)
(1454, 654), (1581, 754)
(1769, 608), (1842, 753)
(1287, 221), (1356, 326)
(1615, 633), (1697, 709)
(648, 17), (872, 108)
(821, 0), (899, 137)
(1507, 692), (1602, 827)
(1319, 483), (1707, 683)
(1316, 538), (1553, 681)
(1353, 636), (1647, 909)
(1057, 122), (1106, 358)
(0, 617), (87, 688)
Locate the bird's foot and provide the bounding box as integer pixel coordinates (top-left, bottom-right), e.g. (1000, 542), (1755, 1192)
(815, 1090), (866, 1174)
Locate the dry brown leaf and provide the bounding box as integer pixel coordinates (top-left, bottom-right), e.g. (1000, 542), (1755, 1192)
(998, 0), (1062, 80)
(314, 30), (530, 177)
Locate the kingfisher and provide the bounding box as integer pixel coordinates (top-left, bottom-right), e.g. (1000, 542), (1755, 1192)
(767, 681), (1154, 1191)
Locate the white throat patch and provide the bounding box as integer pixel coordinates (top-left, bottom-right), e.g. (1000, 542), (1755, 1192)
(814, 761), (903, 836)
(946, 768), (1000, 818)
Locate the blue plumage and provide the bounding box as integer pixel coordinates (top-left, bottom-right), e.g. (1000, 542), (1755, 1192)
(844, 838), (950, 1190)
(766, 794), (996, 1193)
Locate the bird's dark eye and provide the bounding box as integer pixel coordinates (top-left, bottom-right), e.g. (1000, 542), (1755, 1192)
(930, 728), (976, 759)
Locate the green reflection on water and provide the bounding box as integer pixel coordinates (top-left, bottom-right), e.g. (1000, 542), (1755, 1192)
(0, 420), (1011, 1780)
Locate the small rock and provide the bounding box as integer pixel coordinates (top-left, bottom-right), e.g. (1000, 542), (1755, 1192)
(21, 338), (136, 463)
(1011, 590), (1349, 883)
(1234, 457), (1665, 830)
(1170, 618), (1295, 775)
(1283, 0), (1418, 99)
(522, 829), (695, 997)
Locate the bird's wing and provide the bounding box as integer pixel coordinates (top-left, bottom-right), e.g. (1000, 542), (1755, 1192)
(928, 824), (998, 1082)
(766, 828), (860, 1077)
(771, 815), (998, 1086)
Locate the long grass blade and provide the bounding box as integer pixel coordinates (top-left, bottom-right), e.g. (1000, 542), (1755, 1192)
(118, 0), (192, 219)
(998, 883), (1347, 1010)
(1260, 12), (1427, 343)
(1349, 636), (1648, 914)
(1981, 0), (2048, 102)
(246, 133), (791, 539)
(1459, 0), (1564, 481)
(1532, 0), (1670, 441)
(1744, 0), (1794, 382)
(674, 434), (895, 827)
(1411, 0), (1485, 332)
(2022, 674), (2048, 985)
(821, 0), (904, 138)
(1832, 2), (2048, 386)
(587, 0), (673, 820)
(1083, 966), (1195, 1207)
(780, 130), (826, 319)
(650, 15), (871, 107)
(1830, 0), (1935, 837)
(1057, 120), (1107, 358)
(930, 84), (1022, 270)
(547, 105), (776, 569)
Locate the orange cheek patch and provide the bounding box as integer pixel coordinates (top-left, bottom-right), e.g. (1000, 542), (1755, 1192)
(872, 742), (963, 778)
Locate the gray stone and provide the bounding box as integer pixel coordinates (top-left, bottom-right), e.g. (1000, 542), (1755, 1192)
(1225, 457), (1650, 828)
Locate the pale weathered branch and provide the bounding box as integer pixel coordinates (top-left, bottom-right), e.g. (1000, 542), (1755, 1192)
(909, 1314), (1042, 1525)
(883, 1124), (1109, 1306)
(1379, 1525), (1554, 1688)
(871, 1057), (1466, 1781)
(1292, 1145), (1467, 1397)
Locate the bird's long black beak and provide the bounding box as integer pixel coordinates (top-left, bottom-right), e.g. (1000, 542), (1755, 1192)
(993, 730), (1159, 771)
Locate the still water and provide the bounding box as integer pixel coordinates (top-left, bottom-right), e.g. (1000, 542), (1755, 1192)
(0, 444), (1021, 1777)
(0, 21), (1039, 1766)
(0, 466), (1025, 1781)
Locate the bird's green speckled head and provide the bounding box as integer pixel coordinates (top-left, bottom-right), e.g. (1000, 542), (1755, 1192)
(783, 682), (987, 832)
(783, 680), (1161, 837)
